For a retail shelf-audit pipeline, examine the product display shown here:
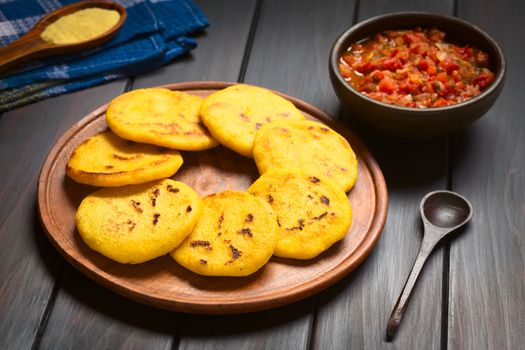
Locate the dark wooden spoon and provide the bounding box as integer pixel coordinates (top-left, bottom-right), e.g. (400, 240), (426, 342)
(386, 190), (473, 341)
(0, 0), (126, 75)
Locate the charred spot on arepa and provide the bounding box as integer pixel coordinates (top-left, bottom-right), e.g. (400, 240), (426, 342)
(229, 244), (242, 261)
(167, 184), (179, 193)
(312, 211), (328, 220)
(127, 219), (136, 232)
(112, 153), (143, 161)
(150, 187), (160, 207)
(130, 200), (143, 213)
(238, 227), (253, 237)
(239, 113), (250, 122)
(191, 240), (212, 250)
(153, 213), (160, 225)
(310, 176), (321, 183)
(287, 218), (305, 231)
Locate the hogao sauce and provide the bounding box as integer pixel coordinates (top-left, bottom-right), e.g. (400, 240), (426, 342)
(339, 28), (494, 108)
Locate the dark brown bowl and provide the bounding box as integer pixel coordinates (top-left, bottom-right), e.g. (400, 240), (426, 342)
(329, 12), (506, 137)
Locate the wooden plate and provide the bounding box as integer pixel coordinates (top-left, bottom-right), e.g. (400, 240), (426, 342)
(38, 81), (387, 314)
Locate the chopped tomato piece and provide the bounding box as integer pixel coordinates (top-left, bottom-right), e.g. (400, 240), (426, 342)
(379, 78), (395, 93)
(443, 59), (460, 74)
(404, 33), (420, 43)
(436, 72), (448, 83)
(474, 71), (494, 89)
(418, 59), (429, 71)
(369, 70), (385, 82)
(432, 98), (449, 107)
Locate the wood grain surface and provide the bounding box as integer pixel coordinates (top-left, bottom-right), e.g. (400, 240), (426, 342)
(0, 0), (523, 348)
(448, 1), (525, 349)
(0, 80), (128, 349)
(133, 0), (256, 88)
(38, 81), (387, 314)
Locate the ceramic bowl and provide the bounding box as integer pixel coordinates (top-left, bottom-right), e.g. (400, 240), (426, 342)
(329, 12), (506, 137)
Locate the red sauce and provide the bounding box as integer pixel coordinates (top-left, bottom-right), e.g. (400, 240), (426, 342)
(339, 28), (494, 108)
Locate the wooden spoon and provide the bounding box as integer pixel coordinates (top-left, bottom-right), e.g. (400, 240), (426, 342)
(386, 190), (473, 341)
(0, 1), (126, 75)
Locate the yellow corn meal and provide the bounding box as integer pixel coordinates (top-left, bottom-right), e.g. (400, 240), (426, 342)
(41, 8), (120, 45)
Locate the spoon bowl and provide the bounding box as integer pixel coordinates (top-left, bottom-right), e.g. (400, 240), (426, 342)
(0, 1), (126, 75)
(421, 190), (474, 229)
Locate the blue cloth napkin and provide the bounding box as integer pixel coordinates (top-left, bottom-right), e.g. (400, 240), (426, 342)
(0, 0), (208, 112)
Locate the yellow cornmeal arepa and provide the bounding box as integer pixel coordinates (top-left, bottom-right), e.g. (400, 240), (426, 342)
(253, 120), (358, 192)
(200, 84), (305, 158)
(76, 179), (201, 264)
(248, 168), (352, 259)
(171, 190), (278, 276)
(66, 130), (183, 187)
(106, 88), (218, 151)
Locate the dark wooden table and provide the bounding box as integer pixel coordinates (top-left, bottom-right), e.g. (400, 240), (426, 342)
(1, 0), (523, 349)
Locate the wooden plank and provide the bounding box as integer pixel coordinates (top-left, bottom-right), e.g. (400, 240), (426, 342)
(134, 0), (257, 88)
(311, 1), (454, 349)
(179, 301), (314, 350)
(0, 81), (127, 349)
(243, 0), (356, 116)
(358, 0), (452, 19)
(39, 267), (176, 350)
(38, 1), (258, 349)
(448, 0), (525, 348)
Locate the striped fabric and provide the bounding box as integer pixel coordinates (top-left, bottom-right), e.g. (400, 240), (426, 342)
(0, 0), (208, 112)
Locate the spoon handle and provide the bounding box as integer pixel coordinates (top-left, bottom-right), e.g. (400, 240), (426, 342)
(0, 34), (50, 75)
(385, 234), (440, 341)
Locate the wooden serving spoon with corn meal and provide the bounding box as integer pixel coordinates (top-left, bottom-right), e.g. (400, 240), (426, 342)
(0, 1), (126, 75)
